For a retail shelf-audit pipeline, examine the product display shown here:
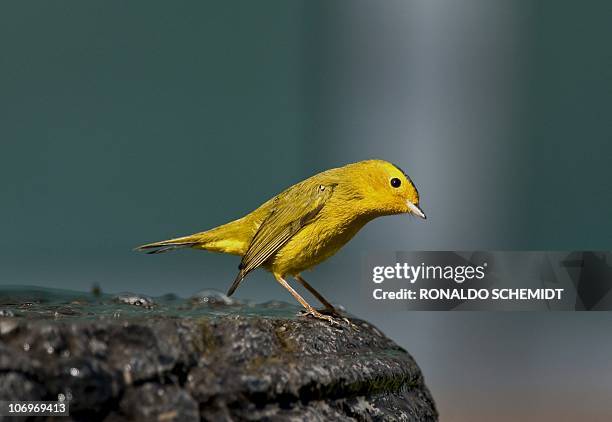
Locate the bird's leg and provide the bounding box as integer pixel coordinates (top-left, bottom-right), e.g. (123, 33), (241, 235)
(273, 274), (339, 325)
(294, 274), (341, 317)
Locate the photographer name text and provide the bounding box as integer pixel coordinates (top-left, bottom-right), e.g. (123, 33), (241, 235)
(371, 263), (564, 301)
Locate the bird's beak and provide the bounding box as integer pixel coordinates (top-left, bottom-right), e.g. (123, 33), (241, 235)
(407, 201), (426, 219)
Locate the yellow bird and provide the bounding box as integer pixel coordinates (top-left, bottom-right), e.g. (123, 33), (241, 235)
(136, 159), (425, 323)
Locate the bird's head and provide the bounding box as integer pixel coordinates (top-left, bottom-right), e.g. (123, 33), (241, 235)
(344, 160), (426, 219)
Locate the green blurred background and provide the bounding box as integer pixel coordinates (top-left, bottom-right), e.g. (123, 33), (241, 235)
(2, 1), (612, 420)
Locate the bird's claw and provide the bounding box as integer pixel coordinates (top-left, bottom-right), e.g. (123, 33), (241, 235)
(299, 308), (341, 325)
(299, 309), (358, 329)
(317, 308), (358, 330)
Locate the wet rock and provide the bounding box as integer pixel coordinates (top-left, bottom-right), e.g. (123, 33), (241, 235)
(119, 383), (199, 422)
(0, 291), (437, 421)
(54, 305), (82, 316)
(0, 373), (45, 401)
(0, 321), (18, 336)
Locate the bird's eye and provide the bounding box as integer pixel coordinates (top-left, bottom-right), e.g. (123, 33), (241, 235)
(390, 178), (401, 188)
(319, 185), (325, 191)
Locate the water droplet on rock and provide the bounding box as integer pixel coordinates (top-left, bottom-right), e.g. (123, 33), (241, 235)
(189, 289), (235, 306)
(113, 293), (155, 309)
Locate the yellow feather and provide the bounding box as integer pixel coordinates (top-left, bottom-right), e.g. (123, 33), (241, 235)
(136, 159), (425, 305)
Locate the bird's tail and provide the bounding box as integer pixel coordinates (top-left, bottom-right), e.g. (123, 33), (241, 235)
(135, 218), (252, 256)
(134, 234), (201, 255)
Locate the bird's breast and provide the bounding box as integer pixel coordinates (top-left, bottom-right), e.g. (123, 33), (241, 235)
(268, 212), (371, 276)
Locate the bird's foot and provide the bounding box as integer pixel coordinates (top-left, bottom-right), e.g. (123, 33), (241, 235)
(299, 308), (359, 329)
(315, 307), (356, 328)
(299, 308), (341, 326)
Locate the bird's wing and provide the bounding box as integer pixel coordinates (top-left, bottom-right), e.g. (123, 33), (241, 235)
(226, 183), (335, 296)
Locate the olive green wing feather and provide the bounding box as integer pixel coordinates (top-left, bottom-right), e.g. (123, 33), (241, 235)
(226, 184), (335, 296)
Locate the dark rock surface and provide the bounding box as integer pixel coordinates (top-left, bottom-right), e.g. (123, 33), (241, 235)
(0, 286), (437, 421)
